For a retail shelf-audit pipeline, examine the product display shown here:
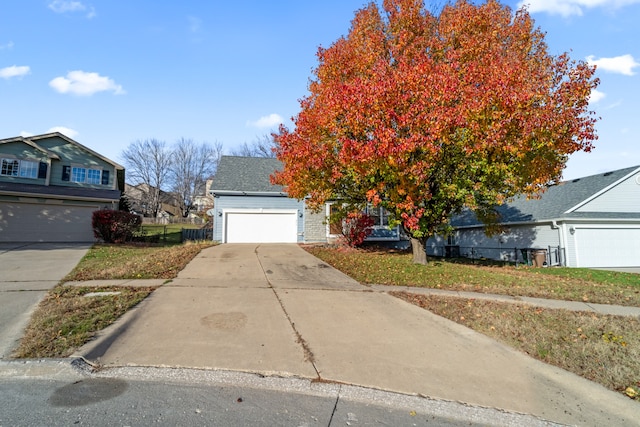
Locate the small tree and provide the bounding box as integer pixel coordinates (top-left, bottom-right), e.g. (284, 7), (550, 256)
(92, 210), (142, 243)
(121, 139), (172, 218)
(340, 212), (374, 247)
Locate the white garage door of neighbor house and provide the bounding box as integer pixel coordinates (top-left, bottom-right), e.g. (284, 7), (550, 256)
(575, 228), (640, 267)
(225, 211), (298, 243)
(0, 202), (96, 242)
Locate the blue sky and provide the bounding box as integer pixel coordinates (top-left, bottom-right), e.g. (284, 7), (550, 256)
(1, 0), (638, 181)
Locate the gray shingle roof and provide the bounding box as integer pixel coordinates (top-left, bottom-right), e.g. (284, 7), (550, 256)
(452, 165), (640, 226)
(211, 156), (285, 194)
(0, 181), (121, 201)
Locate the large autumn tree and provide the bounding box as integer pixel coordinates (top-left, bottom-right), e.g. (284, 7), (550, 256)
(273, 0), (599, 263)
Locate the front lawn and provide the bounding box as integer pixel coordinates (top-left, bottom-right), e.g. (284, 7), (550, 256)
(305, 246), (640, 306)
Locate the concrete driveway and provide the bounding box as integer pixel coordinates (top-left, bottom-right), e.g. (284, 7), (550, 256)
(0, 243), (90, 358)
(79, 243), (640, 426)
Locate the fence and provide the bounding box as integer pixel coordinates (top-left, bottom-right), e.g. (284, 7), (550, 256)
(142, 217), (206, 225)
(429, 245), (564, 267)
(181, 228), (213, 242)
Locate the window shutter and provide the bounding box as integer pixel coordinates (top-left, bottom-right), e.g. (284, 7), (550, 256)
(101, 170), (110, 185)
(38, 162), (48, 179)
(62, 165), (70, 181)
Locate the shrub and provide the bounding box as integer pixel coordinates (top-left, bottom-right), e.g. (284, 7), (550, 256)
(92, 209), (142, 243)
(341, 212), (374, 247)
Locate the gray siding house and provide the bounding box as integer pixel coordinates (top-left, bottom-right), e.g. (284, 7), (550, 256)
(427, 166), (640, 268)
(210, 156), (401, 244)
(211, 157), (305, 243)
(0, 133), (123, 242)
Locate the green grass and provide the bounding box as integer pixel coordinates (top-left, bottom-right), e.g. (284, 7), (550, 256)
(139, 224), (201, 245)
(306, 246), (640, 306)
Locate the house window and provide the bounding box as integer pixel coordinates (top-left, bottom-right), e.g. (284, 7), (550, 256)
(87, 169), (102, 184)
(18, 160), (39, 178)
(1, 158), (39, 179)
(71, 167), (87, 183)
(1, 159), (19, 176)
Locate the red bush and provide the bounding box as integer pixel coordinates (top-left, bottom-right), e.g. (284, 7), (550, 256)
(92, 209), (142, 243)
(341, 212), (374, 247)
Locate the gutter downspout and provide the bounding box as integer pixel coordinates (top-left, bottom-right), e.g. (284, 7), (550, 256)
(551, 220), (565, 266)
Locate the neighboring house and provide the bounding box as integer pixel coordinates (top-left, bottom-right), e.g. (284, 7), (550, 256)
(124, 183), (182, 218)
(210, 156), (402, 244)
(427, 165), (640, 268)
(0, 132), (123, 242)
(192, 179), (214, 213)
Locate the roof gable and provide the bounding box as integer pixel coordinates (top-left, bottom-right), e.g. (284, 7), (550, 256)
(211, 156), (285, 195)
(0, 136), (61, 160)
(26, 132), (123, 169)
(452, 165), (640, 226)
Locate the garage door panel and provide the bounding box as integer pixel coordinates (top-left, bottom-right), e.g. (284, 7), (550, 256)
(225, 212), (297, 243)
(0, 202), (96, 242)
(576, 228), (640, 268)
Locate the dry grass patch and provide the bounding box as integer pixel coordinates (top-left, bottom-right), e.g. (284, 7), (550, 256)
(392, 291), (640, 400)
(14, 241), (213, 358)
(306, 246), (640, 306)
(14, 286), (155, 358)
(64, 241), (213, 281)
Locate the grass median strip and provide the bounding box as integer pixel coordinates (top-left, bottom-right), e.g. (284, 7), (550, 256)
(306, 245), (640, 401)
(13, 241), (213, 358)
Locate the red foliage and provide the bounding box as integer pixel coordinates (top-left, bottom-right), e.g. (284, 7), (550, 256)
(272, 0), (598, 247)
(92, 209), (142, 243)
(341, 212), (375, 247)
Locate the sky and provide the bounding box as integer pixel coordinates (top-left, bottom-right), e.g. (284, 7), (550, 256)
(1, 0), (639, 181)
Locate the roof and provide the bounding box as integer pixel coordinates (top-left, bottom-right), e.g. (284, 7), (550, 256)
(452, 165), (640, 227)
(0, 132), (124, 170)
(0, 181), (121, 202)
(211, 156), (285, 195)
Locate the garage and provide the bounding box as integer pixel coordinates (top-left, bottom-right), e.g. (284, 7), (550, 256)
(575, 227), (640, 268)
(0, 201), (98, 243)
(224, 210), (298, 243)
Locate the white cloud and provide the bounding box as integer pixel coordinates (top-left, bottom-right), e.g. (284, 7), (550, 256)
(0, 65), (30, 79)
(49, 70), (125, 96)
(587, 54), (640, 76)
(518, 0), (640, 17)
(589, 89), (606, 104)
(0, 41), (14, 50)
(247, 113), (283, 128)
(188, 16), (202, 34)
(47, 126), (79, 138)
(19, 131), (34, 137)
(48, 1), (95, 18)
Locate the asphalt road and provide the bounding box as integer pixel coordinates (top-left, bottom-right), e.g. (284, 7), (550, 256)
(0, 360), (559, 427)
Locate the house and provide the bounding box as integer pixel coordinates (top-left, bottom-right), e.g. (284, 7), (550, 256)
(426, 165), (640, 268)
(210, 156), (402, 244)
(0, 132), (123, 242)
(124, 183), (182, 218)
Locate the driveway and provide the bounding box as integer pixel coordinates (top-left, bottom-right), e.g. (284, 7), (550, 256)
(79, 244), (640, 426)
(0, 243), (90, 358)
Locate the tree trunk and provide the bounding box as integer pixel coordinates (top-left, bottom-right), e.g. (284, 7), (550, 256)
(410, 237), (428, 265)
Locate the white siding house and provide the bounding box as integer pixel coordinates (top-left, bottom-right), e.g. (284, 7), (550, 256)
(427, 166), (640, 268)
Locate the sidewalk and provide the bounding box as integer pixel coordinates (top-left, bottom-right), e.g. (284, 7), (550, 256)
(76, 244), (640, 426)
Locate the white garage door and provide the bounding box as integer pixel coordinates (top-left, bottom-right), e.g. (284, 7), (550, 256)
(575, 228), (640, 267)
(0, 201), (96, 242)
(225, 211), (298, 243)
